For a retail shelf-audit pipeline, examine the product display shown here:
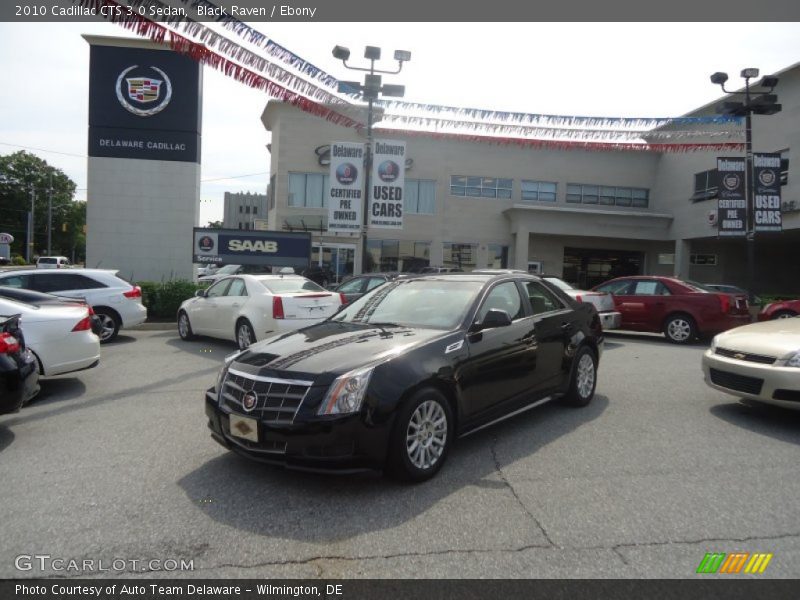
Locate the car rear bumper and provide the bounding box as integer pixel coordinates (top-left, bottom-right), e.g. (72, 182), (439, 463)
(0, 351), (39, 414)
(701, 314), (752, 335)
(599, 311), (622, 330)
(40, 332), (101, 377)
(120, 302), (148, 329)
(702, 350), (800, 409)
(205, 390), (389, 473)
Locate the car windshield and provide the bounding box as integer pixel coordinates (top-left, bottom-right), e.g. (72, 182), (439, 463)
(258, 278), (325, 293)
(38, 258), (57, 264)
(543, 276), (574, 291)
(683, 280), (714, 293)
(215, 265), (240, 275)
(331, 279), (484, 330)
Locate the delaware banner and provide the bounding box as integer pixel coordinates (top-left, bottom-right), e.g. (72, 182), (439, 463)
(716, 157), (747, 237)
(327, 142), (365, 234)
(753, 153), (782, 232)
(369, 140), (406, 230)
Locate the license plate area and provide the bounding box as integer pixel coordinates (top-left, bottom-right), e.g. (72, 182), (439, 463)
(229, 414), (259, 442)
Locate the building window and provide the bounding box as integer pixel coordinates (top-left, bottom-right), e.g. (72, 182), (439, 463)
(367, 240), (430, 272)
(691, 169), (718, 202)
(252, 207), (258, 215)
(443, 242), (478, 271)
(239, 206), (243, 213)
(568, 183), (649, 208)
(245, 206), (250, 214)
(288, 172), (329, 208)
(779, 148), (790, 185)
(488, 244), (509, 268)
(521, 180), (557, 202)
(405, 179), (436, 214)
(450, 176), (512, 199)
(268, 175), (276, 210)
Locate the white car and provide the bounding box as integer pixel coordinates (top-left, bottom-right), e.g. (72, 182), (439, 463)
(0, 297), (100, 376)
(543, 276), (622, 330)
(0, 269), (147, 343)
(178, 274), (344, 349)
(36, 256), (72, 269)
(702, 317), (800, 410)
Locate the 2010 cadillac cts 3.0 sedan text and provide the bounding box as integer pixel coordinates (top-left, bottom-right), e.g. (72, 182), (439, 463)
(205, 273), (604, 481)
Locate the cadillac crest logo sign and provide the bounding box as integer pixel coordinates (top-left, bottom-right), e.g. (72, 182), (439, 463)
(116, 65), (173, 117)
(242, 391), (258, 412)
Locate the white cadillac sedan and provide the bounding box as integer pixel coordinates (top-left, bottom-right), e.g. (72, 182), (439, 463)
(0, 297), (101, 376)
(178, 274), (345, 349)
(702, 317), (800, 409)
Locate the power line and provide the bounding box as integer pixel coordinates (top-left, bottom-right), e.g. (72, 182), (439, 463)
(201, 172), (269, 183)
(0, 141), (86, 159)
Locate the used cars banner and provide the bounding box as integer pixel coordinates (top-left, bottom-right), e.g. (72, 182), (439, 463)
(753, 153), (782, 232)
(369, 140), (405, 230)
(327, 142), (364, 234)
(716, 157), (746, 237)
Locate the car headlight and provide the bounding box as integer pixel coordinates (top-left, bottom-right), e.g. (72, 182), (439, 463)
(318, 365), (374, 416)
(216, 351), (243, 396)
(778, 351), (800, 368)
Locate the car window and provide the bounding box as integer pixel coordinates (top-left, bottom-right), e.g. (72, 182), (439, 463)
(543, 276), (574, 291)
(631, 281), (671, 296)
(476, 282), (525, 322)
(226, 278), (247, 297)
(595, 280), (633, 295)
(365, 277), (387, 292)
(38, 258), (57, 264)
(525, 281), (563, 315)
(29, 273), (106, 293)
(0, 274), (30, 288)
(206, 279), (232, 298)
(259, 279), (325, 293)
(337, 278), (365, 294)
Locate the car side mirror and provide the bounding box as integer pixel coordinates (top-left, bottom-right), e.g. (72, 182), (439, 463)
(195, 289), (207, 298)
(471, 308), (512, 332)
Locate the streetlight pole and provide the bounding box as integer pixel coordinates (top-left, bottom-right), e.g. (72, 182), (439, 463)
(332, 45), (410, 274)
(710, 69), (781, 298)
(27, 186), (35, 263)
(47, 171), (53, 256)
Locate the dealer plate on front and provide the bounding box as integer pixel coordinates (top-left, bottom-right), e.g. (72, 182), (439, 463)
(229, 414), (259, 442)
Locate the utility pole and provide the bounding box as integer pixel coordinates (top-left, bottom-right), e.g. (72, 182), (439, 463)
(27, 186), (35, 263)
(47, 171), (53, 256)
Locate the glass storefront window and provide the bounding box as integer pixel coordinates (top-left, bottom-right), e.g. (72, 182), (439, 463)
(443, 243), (478, 271)
(367, 240), (431, 273)
(488, 244), (509, 268)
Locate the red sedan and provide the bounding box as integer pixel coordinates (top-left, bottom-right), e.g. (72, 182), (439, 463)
(592, 276), (751, 344)
(758, 298), (800, 321)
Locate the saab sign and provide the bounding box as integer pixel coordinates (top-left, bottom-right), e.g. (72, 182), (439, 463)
(192, 228), (311, 269)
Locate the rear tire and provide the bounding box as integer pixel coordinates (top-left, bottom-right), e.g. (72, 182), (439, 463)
(94, 308), (120, 343)
(663, 314), (697, 344)
(178, 311), (195, 341)
(562, 346), (597, 407)
(773, 310), (797, 320)
(387, 388), (453, 482)
(236, 319), (256, 350)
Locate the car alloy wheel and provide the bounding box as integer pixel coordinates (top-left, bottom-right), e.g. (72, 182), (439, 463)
(406, 399), (448, 471)
(576, 353), (595, 400)
(774, 310), (796, 319)
(664, 315), (695, 344)
(178, 312), (195, 340)
(562, 345), (597, 407)
(94, 309), (120, 343)
(237, 320), (255, 350)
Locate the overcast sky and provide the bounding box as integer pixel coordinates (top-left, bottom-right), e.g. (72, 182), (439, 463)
(1, 21), (798, 224)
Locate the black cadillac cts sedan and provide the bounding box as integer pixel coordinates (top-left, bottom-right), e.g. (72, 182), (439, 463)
(205, 273), (603, 481)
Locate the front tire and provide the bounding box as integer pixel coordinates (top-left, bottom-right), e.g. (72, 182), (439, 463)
(236, 319), (256, 350)
(773, 310), (797, 320)
(178, 311), (195, 340)
(387, 388), (453, 482)
(562, 345), (597, 407)
(664, 314), (697, 344)
(94, 308), (120, 343)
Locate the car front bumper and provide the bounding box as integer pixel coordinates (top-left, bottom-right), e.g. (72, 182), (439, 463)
(702, 350), (800, 409)
(205, 390), (391, 473)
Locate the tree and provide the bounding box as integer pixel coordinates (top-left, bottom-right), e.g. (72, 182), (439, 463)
(205, 220), (224, 229)
(0, 151), (79, 260)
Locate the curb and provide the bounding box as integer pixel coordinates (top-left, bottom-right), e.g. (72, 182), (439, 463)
(130, 322), (176, 331)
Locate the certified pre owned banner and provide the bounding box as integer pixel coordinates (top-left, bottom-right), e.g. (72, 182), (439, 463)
(369, 140), (406, 229)
(328, 142), (364, 234)
(753, 153), (782, 232)
(717, 157), (747, 237)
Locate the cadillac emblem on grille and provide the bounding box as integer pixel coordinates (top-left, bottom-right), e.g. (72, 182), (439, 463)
(242, 391), (258, 412)
(733, 353), (746, 360)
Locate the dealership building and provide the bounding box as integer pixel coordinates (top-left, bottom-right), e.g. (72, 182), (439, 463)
(261, 62), (798, 292)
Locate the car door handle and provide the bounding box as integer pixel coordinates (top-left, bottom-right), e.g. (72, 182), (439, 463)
(561, 322), (572, 329)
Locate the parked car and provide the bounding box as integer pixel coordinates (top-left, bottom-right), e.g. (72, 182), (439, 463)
(703, 284), (761, 307)
(758, 298), (800, 321)
(204, 272), (603, 481)
(0, 313), (39, 414)
(0, 287), (103, 337)
(179, 274), (345, 350)
(36, 256), (72, 269)
(301, 265), (337, 288)
(702, 317), (800, 410)
(420, 266), (464, 273)
(0, 297), (100, 376)
(197, 264), (273, 285)
(0, 269), (146, 343)
(592, 276), (751, 344)
(197, 264), (221, 277)
(333, 272), (409, 304)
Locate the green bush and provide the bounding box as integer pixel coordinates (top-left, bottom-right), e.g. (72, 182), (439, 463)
(135, 279), (202, 320)
(760, 294), (796, 305)
(12, 255), (27, 266)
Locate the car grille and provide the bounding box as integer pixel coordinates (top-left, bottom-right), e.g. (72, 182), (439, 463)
(221, 368), (312, 425)
(709, 368), (764, 395)
(772, 389), (800, 403)
(715, 347), (776, 365)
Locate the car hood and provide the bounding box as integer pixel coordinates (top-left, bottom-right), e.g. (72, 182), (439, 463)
(229, 321), (450, 383)
(715, 318), (800, 357)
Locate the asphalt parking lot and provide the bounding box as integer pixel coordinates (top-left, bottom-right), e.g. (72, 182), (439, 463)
(1, 329), (799, 579)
